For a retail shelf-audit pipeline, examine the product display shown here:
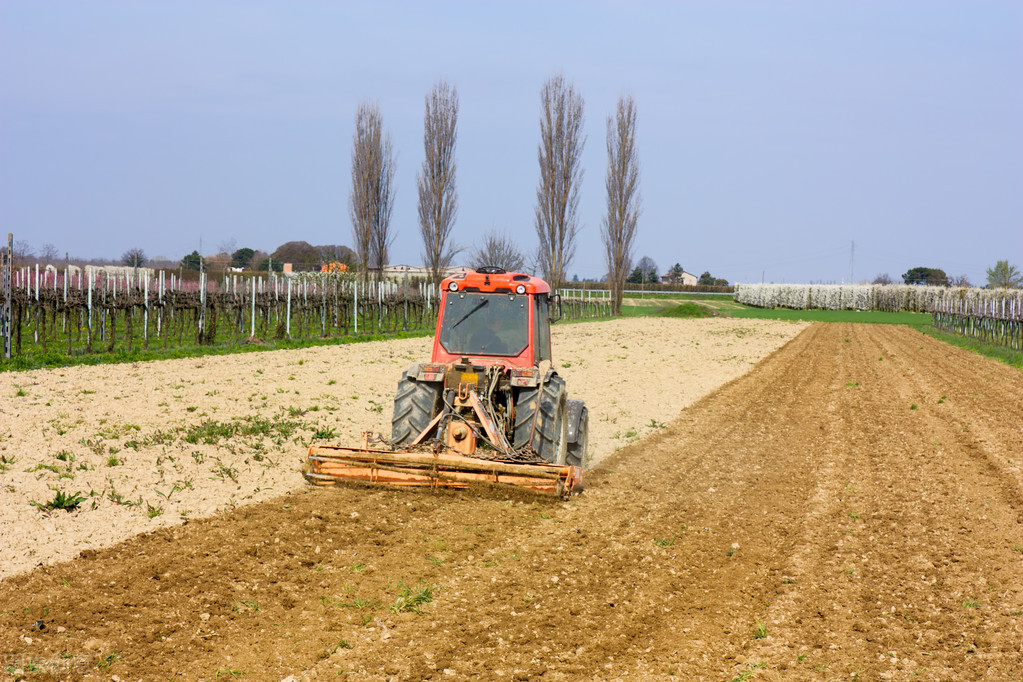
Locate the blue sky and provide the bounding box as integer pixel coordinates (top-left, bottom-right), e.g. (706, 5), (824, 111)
(1, 1), (1020, 284)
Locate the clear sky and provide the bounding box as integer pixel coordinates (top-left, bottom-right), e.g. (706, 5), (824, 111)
(1, 1), (1020, 285)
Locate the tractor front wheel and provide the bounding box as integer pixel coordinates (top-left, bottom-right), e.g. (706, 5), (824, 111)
(391, 372), (442, 445)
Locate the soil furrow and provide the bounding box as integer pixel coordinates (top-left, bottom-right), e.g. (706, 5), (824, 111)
(1, 322), (1020, 681)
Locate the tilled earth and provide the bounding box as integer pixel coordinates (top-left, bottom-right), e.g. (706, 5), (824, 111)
(2, 322), (1022, 680)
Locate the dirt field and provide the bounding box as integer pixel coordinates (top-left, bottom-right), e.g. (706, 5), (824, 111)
(2, 321), (1022, 680)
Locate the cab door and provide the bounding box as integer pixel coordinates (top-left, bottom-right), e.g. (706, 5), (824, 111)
(532, 294), (552, 364)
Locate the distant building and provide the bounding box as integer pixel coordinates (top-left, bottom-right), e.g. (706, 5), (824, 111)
(84, 264), (156, 281)
(661, 269), (698, 286)
(382, 264), (473, 279)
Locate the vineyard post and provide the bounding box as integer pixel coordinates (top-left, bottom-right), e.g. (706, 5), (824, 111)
(286, 278), (292, 337)
(34, 264), (39, 344)
(62, 258), (68, 333)
(143, 271), (149, 350)
(1, 233), (11, 359)
(64, 263), (71, 353)
(86, 271), (93, 352)
(250, 276), (256, 337)
(158, 270), (164, 339)
(354, 280), (359, 335)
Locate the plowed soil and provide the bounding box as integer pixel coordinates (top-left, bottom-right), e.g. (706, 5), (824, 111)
(3, 322), (1022, 681)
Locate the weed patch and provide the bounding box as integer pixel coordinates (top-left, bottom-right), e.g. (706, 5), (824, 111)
(390, 580), (436, 614)
(31, 489), (86, 512)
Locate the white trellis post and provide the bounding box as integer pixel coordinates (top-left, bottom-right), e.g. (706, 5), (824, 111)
(286, 278), (292, 337)
(250, 276), (257, 337)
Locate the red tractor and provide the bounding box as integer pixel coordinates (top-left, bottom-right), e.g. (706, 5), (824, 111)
(306, 267), (586, 497)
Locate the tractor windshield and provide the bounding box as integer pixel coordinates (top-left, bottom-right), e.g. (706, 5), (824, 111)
(439, 292), (529, 357)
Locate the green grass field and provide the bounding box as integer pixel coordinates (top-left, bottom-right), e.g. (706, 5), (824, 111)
(620, 294), (1020, 368)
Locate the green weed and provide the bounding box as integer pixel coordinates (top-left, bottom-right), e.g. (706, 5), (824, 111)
(96, 651), (120, 669)
(31, 489), (86, 512)
(326, 639), (353, 655)
(232, 599), (259, 612)
(313, 427), (337, 440)
(213, 463), (239, 482)
(390, 580), (436, 614)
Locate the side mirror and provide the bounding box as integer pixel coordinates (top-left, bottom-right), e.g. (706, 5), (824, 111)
(549, 293), (563, 323)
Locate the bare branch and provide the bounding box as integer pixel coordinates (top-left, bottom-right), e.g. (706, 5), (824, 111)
(418, 81), (461, 286)
(469, 229), (526, 273)
(349, 102), (396, 282)
(534, 74), (585, 287)
(600, 95), (641, 314)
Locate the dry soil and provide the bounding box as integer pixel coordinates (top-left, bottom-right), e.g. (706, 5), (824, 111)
(2, 320), (1021, 680)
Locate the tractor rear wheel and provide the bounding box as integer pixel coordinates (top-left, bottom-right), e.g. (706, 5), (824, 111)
(514, 375), (568, 464)
(566, 403), (587, 469)
(390, 372), (442, 445)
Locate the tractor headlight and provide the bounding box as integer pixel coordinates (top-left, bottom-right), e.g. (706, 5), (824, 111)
(448, 281), (459, 292)
(515, 284), (526, 294)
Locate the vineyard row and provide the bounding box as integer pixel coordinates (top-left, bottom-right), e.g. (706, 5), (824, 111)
(0, 268), (611, 361)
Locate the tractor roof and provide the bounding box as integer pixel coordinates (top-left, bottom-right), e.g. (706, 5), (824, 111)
(440, 268), (551, 295)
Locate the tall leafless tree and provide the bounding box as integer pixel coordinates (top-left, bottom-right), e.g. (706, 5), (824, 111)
(122, 247), (147, 268)
(600, 95), (641, 314)
(349, 102), (396, 282)
(417, 81), (460, 286)
(13, 240), (34, 267)
(534, 74), (585, 287)
(469, 229), (527, 273)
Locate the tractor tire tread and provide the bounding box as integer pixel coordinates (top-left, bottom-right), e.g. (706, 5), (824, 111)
(390, 372), (442, 445)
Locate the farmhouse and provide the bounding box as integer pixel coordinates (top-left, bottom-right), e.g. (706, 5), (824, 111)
(661, 269), (698, 286)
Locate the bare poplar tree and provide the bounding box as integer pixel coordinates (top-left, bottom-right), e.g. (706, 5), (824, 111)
(534, 74), (585, 287)
(349, 102), (396, 281)
(418, 81), (460, 286)
(601, 95), (641, 315)
(469, 229), (526, 272)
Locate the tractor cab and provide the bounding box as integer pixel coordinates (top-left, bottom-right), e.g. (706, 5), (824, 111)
(432, 268), (553, 367)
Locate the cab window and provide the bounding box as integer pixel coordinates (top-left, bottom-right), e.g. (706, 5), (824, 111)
(438, 292), (528, 357)
(533, 295), (551, 362)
